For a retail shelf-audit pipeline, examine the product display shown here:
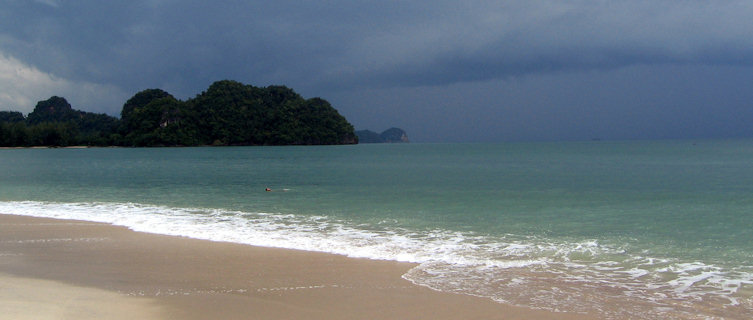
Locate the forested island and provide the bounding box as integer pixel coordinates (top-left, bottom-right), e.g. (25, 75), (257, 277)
(355, 128), (409, 143)
(0, 80), (357, 147)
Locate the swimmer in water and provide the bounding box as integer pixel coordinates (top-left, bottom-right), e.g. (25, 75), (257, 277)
(265, 187), (271, 192)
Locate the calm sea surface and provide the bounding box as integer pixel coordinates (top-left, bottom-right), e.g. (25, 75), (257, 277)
(1, 140), (752, 319)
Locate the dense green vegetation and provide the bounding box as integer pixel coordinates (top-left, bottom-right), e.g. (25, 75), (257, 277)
(0, 97), (119, 147)
(0, 80), (357, 147)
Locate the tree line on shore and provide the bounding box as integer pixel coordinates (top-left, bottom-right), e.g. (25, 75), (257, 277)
(0, 80), (357, 147)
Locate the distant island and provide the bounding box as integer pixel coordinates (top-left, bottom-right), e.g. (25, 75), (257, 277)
(0, 80), (357, 147)
(355, 128), (409, 143)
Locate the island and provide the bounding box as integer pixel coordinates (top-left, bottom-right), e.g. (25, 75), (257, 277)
(355, 128), (409, 143)
(0, 80), (357, 147)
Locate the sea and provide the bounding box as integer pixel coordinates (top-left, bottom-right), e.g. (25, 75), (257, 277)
(1, 140), (752, 319)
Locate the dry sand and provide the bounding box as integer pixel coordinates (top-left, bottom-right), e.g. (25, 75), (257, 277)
(0, 214), (594, 319)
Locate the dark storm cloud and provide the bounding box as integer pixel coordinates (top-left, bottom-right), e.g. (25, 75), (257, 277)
(2, 0), (752, 140)
(5, 1), (752, 89)
(332, 1), (753, 87)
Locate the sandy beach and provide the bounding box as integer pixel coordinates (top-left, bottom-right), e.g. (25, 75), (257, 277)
(0, 214), (595, 319)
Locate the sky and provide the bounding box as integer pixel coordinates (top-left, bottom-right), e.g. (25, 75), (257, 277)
(1, 0), (752, 142)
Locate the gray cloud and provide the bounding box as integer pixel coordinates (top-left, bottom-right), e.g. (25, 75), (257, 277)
(0, 52), (128, 114)
(6, 1), (752, 89)
(326, 1), (753, 88)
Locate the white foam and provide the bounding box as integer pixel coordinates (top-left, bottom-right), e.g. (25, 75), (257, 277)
(3, 200), (752, 319)
(0, 201), (514, 264)
(617, 267), (650, 279)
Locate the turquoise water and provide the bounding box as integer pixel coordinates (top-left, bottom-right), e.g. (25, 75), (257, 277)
(1, 140), (752, 319)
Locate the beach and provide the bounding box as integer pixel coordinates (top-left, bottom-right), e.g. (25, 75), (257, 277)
(2, 142), (751, 319)
(0, 214), (592, 319)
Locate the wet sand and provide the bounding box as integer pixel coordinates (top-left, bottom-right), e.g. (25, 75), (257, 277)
(0, 214), (593, 319)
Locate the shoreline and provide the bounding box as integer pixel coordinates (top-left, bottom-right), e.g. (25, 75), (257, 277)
(0, 213), (593, 319)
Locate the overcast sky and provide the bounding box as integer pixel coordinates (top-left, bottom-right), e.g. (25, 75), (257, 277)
(1, 0), (752, 142)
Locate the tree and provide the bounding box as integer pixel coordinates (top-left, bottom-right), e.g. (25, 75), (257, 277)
(18, 96), (120, 146)
(26, 96), (79, 125)
(0, 80), (358, 147)
(123, 96), (190, 146)
(0, 111), (25, 123)
(27, 122), (77, 147)
(121, 89), (173, 134)
(75, 112), (120, 146)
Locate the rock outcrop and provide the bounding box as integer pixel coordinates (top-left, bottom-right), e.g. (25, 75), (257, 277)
(356, 128), (409, 143)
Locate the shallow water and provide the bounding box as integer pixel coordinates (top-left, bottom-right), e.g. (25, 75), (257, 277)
(1, 140), (752, 319)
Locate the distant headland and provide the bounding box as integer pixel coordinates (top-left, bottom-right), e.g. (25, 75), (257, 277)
(355, 128), (409, 143)
(0, 80), (357, 147)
